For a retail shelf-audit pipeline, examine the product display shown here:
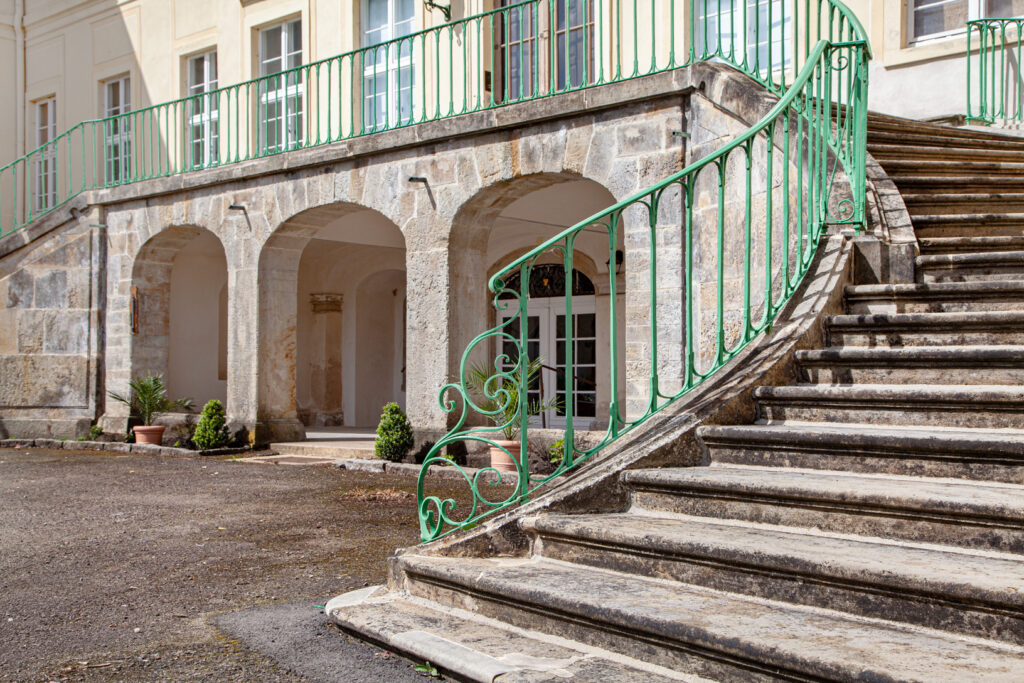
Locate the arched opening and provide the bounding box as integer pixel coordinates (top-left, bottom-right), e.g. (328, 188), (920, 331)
(258, 203), (406, 440)
(131, 226), (228, 406)
(450, 175), (625, 432)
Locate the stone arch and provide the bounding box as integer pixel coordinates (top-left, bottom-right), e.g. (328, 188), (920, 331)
(446, 173), (625, 431)
(130, 224), (229, 407)
(256, 201), (406, 441)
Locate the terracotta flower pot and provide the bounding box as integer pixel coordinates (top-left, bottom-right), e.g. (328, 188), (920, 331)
(133, 425), (166, 445)
(488, 440), (520, 473)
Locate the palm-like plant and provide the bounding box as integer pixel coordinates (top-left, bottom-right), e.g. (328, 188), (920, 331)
(466, 357), (559, 440)
(108, 374), (193, 426)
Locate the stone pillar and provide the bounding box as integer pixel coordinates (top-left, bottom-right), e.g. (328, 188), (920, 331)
(404, 244), (455, 438)
(309, 292), (344, 426)
(252, 239), (307, 445)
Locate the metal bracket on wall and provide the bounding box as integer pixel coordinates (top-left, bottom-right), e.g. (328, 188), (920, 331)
(423, 0), (451, 21)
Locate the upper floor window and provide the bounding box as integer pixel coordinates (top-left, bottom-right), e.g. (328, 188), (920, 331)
(187, 50), (219, 169)
(257, 18), (303, 154)
(103, 75), (132, 185)
(34, 98), (57, 213)
(696, 0), (792, 71)
(910, 0), (1024, 44)
(362, 0), (416, 130)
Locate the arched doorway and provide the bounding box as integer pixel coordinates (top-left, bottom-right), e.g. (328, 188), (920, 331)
(259, 203), (406, 437)
(450, 175), (625, 431)
(498, 265), (598, 429)
(131, 226), (227, 406)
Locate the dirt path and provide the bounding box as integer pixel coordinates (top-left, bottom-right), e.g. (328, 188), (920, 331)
(0, 448), (477, 681)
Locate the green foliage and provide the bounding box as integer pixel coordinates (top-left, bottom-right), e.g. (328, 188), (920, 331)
(193, 399), (231, 450)
(548, 439), (565, 464)
(88, 424), (103, 440)
(466, 357), (560, 439)
(375, 402), (414, 462)
(413, 661), (439, 677)
(108, 374), (193, 426)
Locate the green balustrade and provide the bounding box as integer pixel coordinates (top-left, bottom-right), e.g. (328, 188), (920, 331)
(967, 18), (1024, 124)
(417, 0), (870, 542)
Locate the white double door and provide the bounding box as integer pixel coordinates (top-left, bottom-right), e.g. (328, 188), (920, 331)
(502, 296), (597, 430)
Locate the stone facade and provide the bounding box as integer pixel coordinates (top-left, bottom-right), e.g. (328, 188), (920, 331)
(0, 65), (799, 443)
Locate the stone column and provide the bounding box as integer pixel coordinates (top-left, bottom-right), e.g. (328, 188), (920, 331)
(309, 293), (344, 425)
(404, 244), (455, 438)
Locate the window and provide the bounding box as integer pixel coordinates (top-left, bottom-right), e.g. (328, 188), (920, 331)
(103, 76), (132, 184)
(363, 0), (416, 130)
(696, 0), (792, 71)
(187, 51), (219, 169)
(257, 19), (303, 154)
(500, 266), (598, 429)
(910, 0), (1024, 43)
(34, 98), (57, 212)
(495, 0), (539, 101)
(553, 0), (595, 90)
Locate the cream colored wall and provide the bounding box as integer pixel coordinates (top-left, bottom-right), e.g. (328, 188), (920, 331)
(846, 0), (972, 120)
(167, 229), (228, 405)
(0, 2), (16, 189)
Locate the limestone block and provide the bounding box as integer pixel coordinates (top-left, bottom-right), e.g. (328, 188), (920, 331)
(6, 270), (33, 308)
(615, 120), (667, 157)
(43, 310), (90, 354)
(34, 270), (68, 309)
(16, 310), (45, 353)
(0, 354), (89, 407)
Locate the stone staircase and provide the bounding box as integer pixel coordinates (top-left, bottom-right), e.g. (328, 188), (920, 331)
(329, 117), (1024, 680)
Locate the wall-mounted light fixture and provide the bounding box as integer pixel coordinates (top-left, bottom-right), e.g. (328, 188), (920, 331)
(606, 249), (624, 275)
(423, 0), (451, 21)
(229, 204), (253, 231)
(409, 176), (437, 210)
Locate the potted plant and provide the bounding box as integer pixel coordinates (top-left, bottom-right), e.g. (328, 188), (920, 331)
(467, 358), (558, 473)
(108, 374), (193, 445)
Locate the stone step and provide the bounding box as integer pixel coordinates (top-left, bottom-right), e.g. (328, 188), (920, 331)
(623, 465), (1024, 552)
(794, 345), (1024, 384)
(397, 554), (1024, 681)
(753, 383), (1024, 429)
(844, 281), (1024, 313)
(326, 588), (687, 682)
(868, 143), (1024, 163)
(524, 512), (1024, 644)
(916, 251), (1024, 283)
(881, 159), (1024, 177)
(885, 176), (1024, 195)
(919, 236), (1024, 254)
(825, 310), (1024, 346)
(911, 213), (1024, 238)
(867, 121), (1024, 148)
(902, 193), (1024, 216)
(697, 422), (1024, 483)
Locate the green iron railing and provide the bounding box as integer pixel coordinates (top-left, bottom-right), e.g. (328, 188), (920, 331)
(417, 0), (870, 542)
(967, 18), (1024, 124)
(0, 0), (858, 237)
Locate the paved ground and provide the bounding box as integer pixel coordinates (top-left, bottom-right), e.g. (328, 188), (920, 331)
(0, 447), (485, 682)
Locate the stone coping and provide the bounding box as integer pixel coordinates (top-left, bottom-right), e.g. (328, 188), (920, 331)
(0, 438), (251, 458)
(336, 458), (520, 485)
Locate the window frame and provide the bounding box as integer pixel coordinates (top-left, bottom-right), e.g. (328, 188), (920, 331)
(186, 49), (219, 170)
(34, 97), (58, 213)
(256, 17), (304, 154)
(907, 0), (1024, 45)
(102, 74), (132, 185)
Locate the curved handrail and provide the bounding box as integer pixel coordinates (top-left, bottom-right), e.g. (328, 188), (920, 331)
(417, 0), (870, 542)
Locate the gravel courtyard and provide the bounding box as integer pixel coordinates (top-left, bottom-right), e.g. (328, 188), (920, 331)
(0, 447), (479, 682)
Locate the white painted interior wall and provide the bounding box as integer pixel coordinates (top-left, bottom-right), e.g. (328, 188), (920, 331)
(167, 230), (228, 405)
